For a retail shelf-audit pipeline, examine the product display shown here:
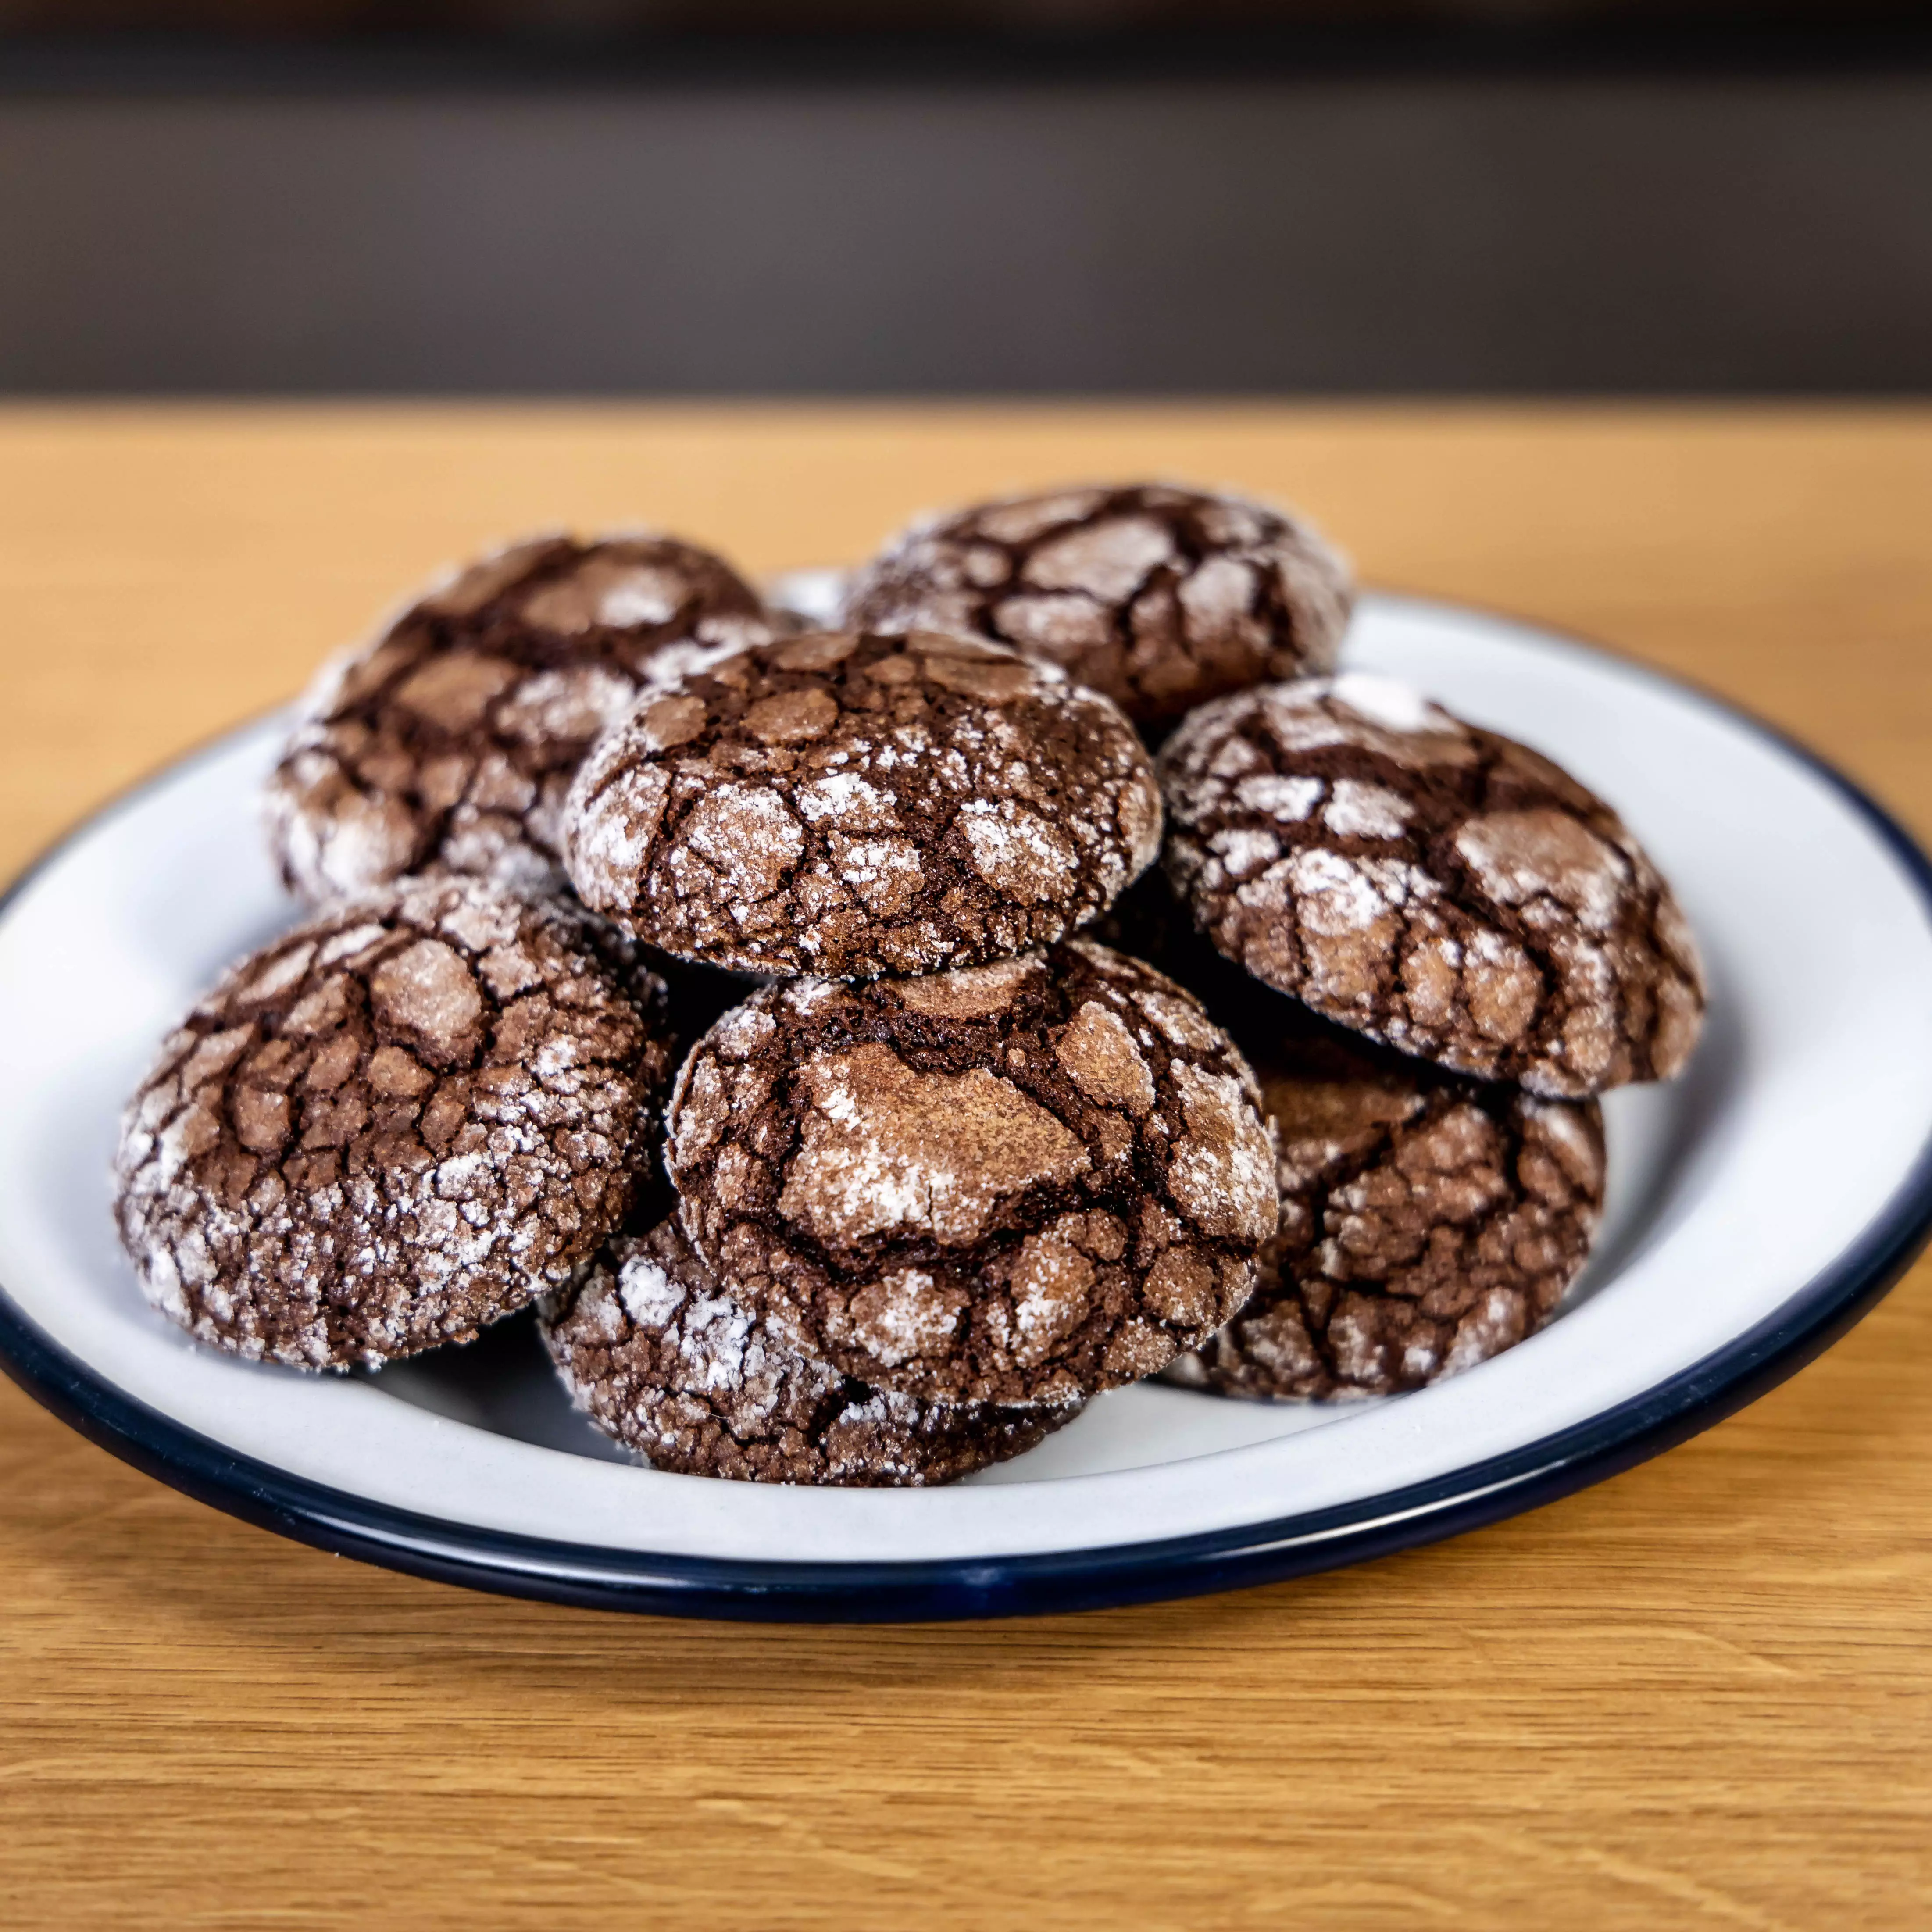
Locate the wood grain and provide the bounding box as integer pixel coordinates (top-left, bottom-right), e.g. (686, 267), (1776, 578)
(2, 404), (1929, 1931)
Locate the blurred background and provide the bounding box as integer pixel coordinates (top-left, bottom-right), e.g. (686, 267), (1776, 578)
(1, 1), (1928, 393)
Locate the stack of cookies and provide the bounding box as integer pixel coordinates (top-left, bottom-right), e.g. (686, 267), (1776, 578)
(112, 483), (1705, 1486)
(1148, 677), (1702, 1397)
(840, 491), (1703, 1399)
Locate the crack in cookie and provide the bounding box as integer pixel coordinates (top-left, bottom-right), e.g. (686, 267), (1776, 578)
(265, 533), (779, 900)
(841, 483), (1353, 728)
(1157, 674), (1705, 1096)
(663, 940), (1276, 1405)
(541, 1218), (1083, 1484)
(114, 877), (673, 1368)
(562, 630), (1162, 979)
(1164, 1002), (1605, 1399)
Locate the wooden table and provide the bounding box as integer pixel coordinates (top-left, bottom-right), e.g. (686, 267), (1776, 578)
(4, 405), (1930, 1930)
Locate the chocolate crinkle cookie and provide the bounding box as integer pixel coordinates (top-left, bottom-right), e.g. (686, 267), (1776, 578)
(264, 533), (778, 902)
(541, 1218), (1083, 1485)
(113, 877), (674, 1370)
(1166, 1007), (1605, 1400)
(664, 940), (1277, 1406)
(561, 628), (1161, 979)
(1158, 672), (1705, 1097)
(840, 483), (1353, 729)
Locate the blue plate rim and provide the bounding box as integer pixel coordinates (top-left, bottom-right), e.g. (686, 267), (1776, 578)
(3, 592), (1930, 1623)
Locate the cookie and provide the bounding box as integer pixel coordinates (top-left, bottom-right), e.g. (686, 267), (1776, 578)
(264, 533), (776, 901)
(840, 483), (1353, 729)
(664, 940), (1277, 1405)
(113, 876), (673, 1369)
(1158, 673), (1706, 1097)
(1165, 1002), (1605, 1400)
(561, 629), (1161, 979)
(541, 1218), (1083, 1485)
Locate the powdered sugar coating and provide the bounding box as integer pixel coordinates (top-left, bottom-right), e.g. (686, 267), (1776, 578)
(561, 629), (1162, 979)
(1158, 678), (1706, 1097)
(840, 482), (1353, 728)
(664, 939), (1276, 1405)
(264, 533), (778, 901)
(1164, 1004), (1605, 1400)
(540, 1218), (1082, 1485)
(113, 877), (674, 1369)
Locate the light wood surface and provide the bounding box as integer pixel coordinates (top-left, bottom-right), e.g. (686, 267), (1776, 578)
(3, 404), (1930, 1931)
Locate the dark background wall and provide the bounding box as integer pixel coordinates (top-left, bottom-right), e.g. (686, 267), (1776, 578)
(3, 18), (1929, 392)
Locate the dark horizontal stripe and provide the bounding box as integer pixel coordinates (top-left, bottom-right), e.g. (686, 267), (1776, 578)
(5, 72), (1930, 393)
(2, 23), (1931, 98)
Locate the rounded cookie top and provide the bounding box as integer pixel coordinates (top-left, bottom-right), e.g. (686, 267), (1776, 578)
(114, 876), (673, 1370)
(840, 483), (1353, 729)
(1167, 1004), (1605, 1400)
(541, 1218), (1082, 1485)
(265, 533), (776, 901)
(664, 939), (1277, 1405)
(561, 629), (1161, 979)
(1158, 673), (1706, 1097)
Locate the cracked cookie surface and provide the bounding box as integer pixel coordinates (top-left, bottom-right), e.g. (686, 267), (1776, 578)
(1158, 673), (1706, 1097)
(664, 940), (1276, 1405)
(114, 876), (674, 1369)
(561, 629), (1161, 978)
(840, 483), (1353, 729)
(1165, 1003), (1605, 1399)
(541, 1218), (1082, 1484)
(265, 533), (776, 901)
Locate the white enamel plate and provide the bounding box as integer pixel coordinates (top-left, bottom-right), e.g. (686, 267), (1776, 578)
(4, 593), (1930, 1621)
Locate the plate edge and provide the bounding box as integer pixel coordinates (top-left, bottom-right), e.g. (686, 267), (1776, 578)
(4, 1166), (1928, 1622)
